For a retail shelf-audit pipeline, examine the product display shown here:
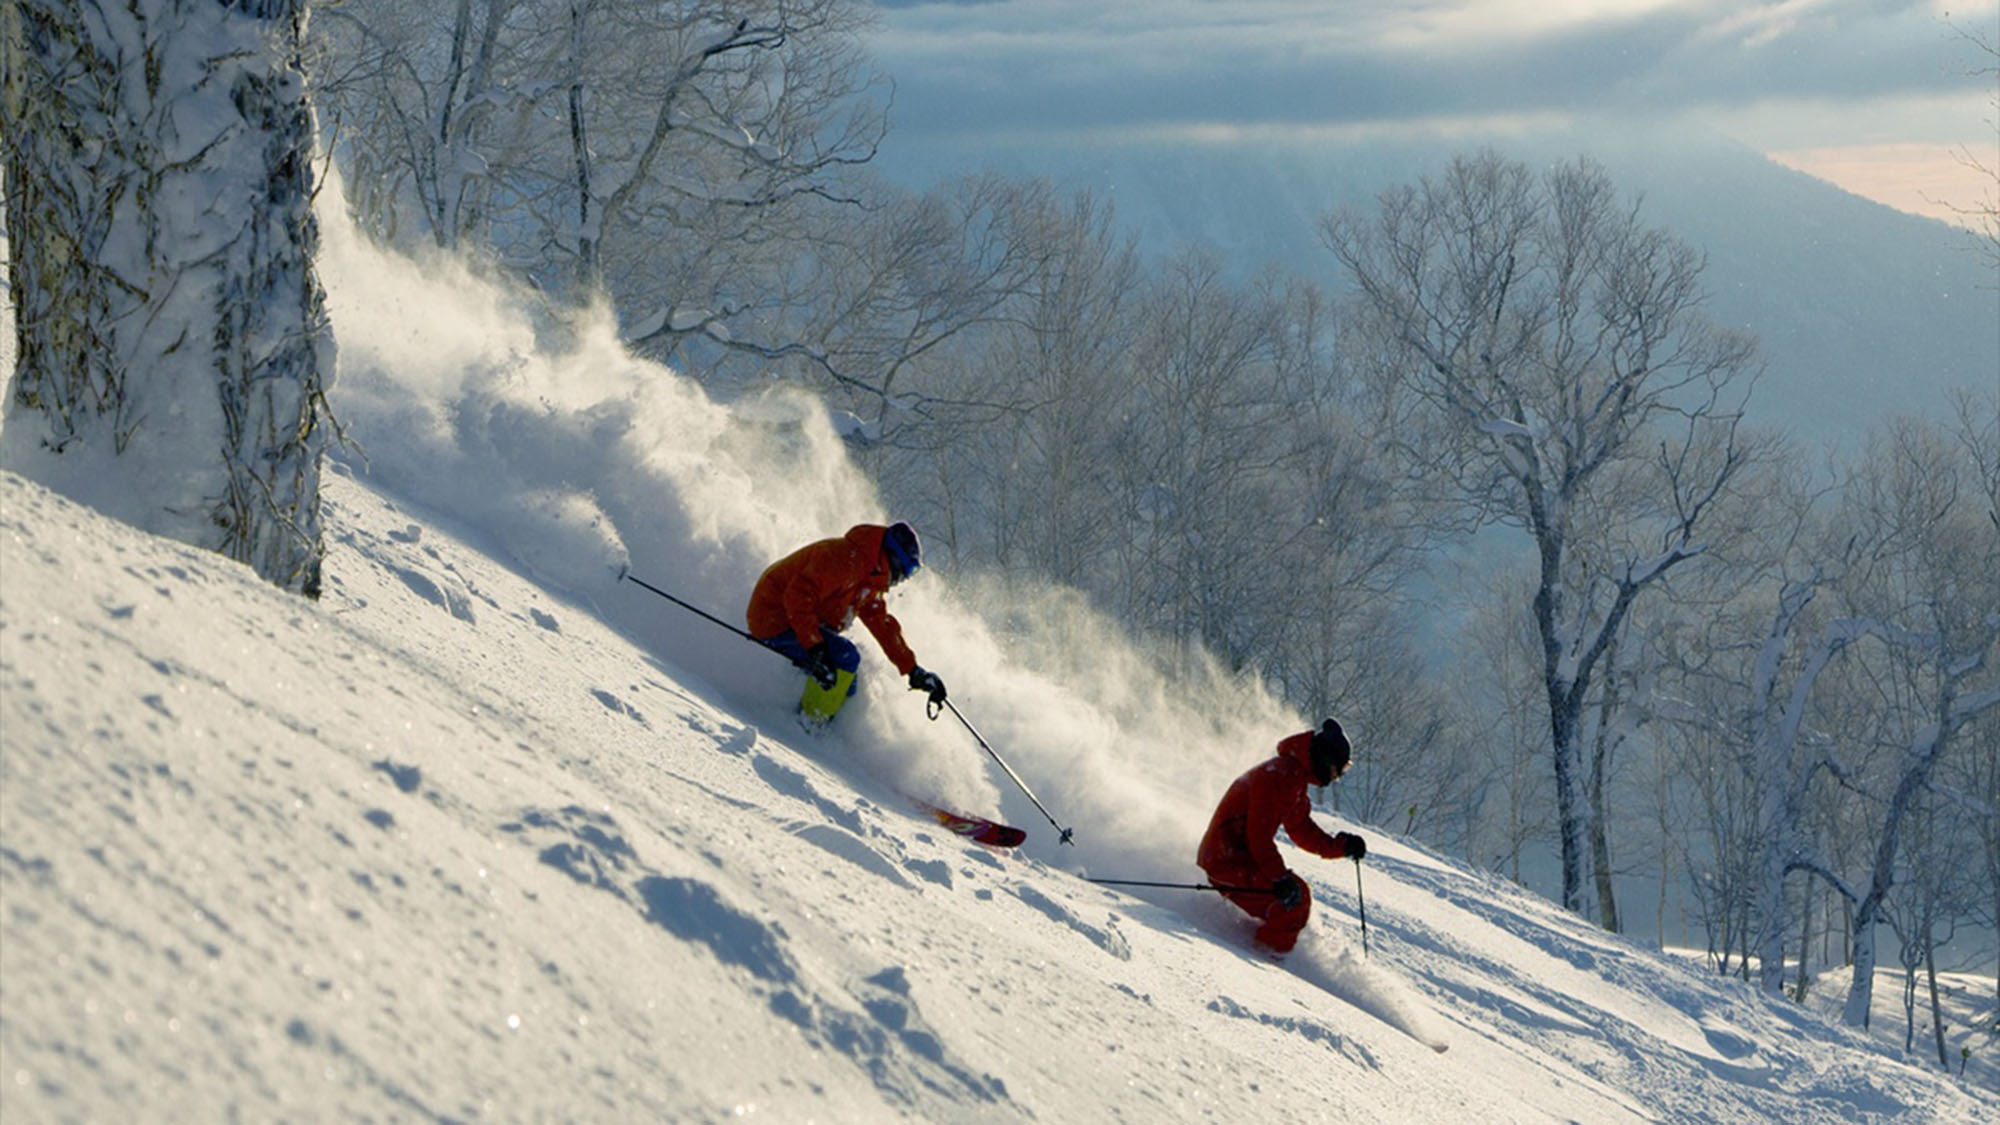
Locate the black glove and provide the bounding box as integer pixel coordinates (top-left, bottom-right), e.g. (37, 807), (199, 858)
(908, 666), (947, 706)
(804, 645), (839, 690)
(1334, 831), (1367, 861)
(1271, 872), (1305, 910)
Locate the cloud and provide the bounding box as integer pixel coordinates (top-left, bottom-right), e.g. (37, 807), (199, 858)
(867, 0), (1989, 146)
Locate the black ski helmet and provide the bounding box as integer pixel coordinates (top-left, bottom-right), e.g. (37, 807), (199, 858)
(1309, 718), (1350, 786)
(884, 521), (922, 583)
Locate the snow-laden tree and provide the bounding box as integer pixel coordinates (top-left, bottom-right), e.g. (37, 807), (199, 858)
(1941, 392), (2000, 1016)
(1829, 406), (1999, 1029)
(1947, 693), (1999, 1015)
(1323, 151), (1767, 922)
(1648, 396), (1998, 1021)
(2, 0), (334, 596)
(1735, 568), (1871, 998)
(308, 0), (525, 249)
(1635, 448), (1865, 990)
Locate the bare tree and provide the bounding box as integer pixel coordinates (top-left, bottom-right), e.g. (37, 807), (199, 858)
(548, 0), (885, 301)
(1948, 390), (2000, 1014)
(1736, 567), (1872, 997)
(1941, 15), (1998, 277)
(961, 185), (1143, 584)
(1109, 249), (1299, 668)
(1652, 396), (1999, 1022)
(866, 203), (1443, 822)
(1458, 576), (1558, 885)
(311, 0), (522, 249)
(683, 173), (1060, 437)
(313, 0), (886, 341)
(316, 0), (1046, 442)
(1884, 775), (1985, 1069)
(1323, 150), (1765, 922)
(1946, 702), (2000, 1014)
(3, 0), (334, 595)
(1831, 411), (2000, 1029)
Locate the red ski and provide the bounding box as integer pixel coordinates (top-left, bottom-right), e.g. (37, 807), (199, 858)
(924, 805), (1027, 848)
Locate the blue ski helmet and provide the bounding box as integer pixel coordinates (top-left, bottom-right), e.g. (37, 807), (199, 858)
(884, 521), (922, 584)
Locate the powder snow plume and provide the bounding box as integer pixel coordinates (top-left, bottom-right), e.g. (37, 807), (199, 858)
(315, 175), (1303, 882)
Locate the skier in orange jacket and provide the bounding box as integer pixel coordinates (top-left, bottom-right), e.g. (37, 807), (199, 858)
(1198, 719), (1367, 955)
(745, 521), (946, 724)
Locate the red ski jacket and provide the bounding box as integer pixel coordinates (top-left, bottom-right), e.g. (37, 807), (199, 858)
(745, 524), (918, 675)
(1197, 731), (1353, 883)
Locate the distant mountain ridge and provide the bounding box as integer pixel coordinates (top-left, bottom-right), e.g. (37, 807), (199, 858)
(871, 127), (1997, 446)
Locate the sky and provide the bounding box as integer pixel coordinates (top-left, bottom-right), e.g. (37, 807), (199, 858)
(866, 0), (2000, 226)
(3, 177), (1998, 1121)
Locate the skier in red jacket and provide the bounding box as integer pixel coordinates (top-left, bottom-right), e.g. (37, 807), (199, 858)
(1198, 719), (1367, 955)
(746, 521), (947, 724)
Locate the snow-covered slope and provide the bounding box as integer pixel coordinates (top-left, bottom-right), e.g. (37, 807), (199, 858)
(3, 462), (1995, 1122)
(4, 181), (1995, 1121)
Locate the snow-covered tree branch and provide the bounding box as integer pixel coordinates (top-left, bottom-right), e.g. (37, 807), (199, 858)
(313, 0), (882, 333)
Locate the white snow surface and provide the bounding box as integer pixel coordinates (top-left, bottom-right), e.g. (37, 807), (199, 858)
(3, 203), (1997, 1122)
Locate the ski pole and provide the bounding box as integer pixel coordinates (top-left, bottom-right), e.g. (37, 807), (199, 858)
(621, 568), (784, 655)
(1087, 877), (1268, 895)
(1354, 859), (1370, 957)
(935, 698), (1075, 846)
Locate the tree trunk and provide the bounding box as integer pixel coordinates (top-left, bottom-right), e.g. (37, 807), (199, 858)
(1538, 545), (1598, 920)
(1901, 955), (1917, 1055)
(1989, 798), (1999, 1014)
(1587, 650), (1623, 932)
(1843, 685), (1997, 1026)
(1846, 900), (1880, 1029)
(1924, 915), (1947, 1069)
(1791, 875), (1813, 1002)
(1744, 588), (1860, 999)
(216, 0), (334, 595)
(1753, 815), (1798, 998)
(1547, 693), (1594, 917)
(2, 0), (333, 596)
(1588, 749), (1619, 932)
(566, 0), (597, 291)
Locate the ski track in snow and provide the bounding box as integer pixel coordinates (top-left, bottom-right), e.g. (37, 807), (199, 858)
(2, 467), (1995, 1122)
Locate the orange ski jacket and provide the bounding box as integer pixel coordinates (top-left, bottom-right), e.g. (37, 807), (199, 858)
(1197, 731), (1353, 883)
(745, 524), (918, 675)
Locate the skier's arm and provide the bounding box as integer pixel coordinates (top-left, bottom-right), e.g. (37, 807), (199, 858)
(1284, 802), (1348, 861)
(856, 593), (917, 675)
